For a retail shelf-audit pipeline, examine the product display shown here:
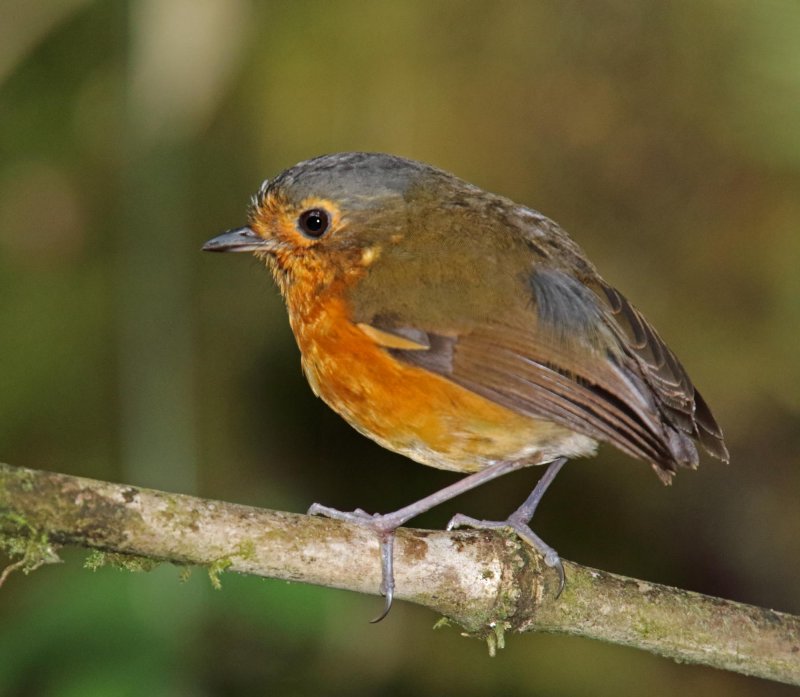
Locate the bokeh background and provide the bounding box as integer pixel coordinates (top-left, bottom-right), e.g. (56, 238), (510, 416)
(1, 1), (798, 695)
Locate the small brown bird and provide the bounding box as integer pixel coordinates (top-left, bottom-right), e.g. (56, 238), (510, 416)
(204, 152), (728, 619)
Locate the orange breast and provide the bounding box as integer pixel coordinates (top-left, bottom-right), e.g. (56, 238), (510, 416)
(287, 289), (590, 473)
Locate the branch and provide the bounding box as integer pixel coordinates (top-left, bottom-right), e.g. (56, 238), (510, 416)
(1, 463), (797, 685)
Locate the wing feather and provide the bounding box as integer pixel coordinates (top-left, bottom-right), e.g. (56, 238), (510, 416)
(356, 257), (728, 479)
(593, 282), (728, 462)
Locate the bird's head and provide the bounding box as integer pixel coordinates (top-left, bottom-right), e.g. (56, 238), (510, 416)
(203, 153), (460, 289)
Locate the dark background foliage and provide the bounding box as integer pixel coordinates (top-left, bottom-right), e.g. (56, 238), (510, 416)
(1, 1), (798, 695)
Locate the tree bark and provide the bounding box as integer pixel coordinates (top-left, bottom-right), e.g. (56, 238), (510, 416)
(1, 462), (798, 684)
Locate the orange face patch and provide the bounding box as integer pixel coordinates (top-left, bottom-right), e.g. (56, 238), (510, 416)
(251, 192), (345, 251)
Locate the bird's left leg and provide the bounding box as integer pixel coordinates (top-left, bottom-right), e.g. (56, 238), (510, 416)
(447, 456), (568, 595)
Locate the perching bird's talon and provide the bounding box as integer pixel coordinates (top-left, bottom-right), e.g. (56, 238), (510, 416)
(551, 557), (566, 598)
(447, 513), (565, 594)
(370, 531), (396, 622)
(370, 593), (393, 624)
(306, 503), (401, 621)
(371, 543), (395, 625)
(504, 519), (565, 595)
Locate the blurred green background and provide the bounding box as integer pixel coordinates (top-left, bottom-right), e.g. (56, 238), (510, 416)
(1, 1), (798, 695)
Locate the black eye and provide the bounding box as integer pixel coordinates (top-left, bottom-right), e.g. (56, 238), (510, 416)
(298, 208), (330, 238)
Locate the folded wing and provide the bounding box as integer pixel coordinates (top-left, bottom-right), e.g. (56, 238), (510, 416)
(365, 266), (728, 482)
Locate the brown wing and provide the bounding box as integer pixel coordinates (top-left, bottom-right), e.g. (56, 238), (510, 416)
(366, 268), (728, 482)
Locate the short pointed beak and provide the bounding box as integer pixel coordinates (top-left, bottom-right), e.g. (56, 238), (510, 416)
(202, 226), (267, 253)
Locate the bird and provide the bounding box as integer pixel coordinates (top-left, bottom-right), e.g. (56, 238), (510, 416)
(203, 152), (729, 621)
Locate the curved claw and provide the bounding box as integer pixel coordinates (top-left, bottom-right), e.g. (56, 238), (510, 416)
(370, 585), (393, 623)
(370, 532), (396, 623)
(546, 555), (566, 598)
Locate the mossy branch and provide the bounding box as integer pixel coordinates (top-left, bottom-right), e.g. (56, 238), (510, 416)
(1, 463), (797, 685)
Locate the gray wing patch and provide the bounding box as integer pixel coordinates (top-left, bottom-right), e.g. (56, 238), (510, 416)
(529, 268), (612, 346)
(388, 333), (455, 374)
